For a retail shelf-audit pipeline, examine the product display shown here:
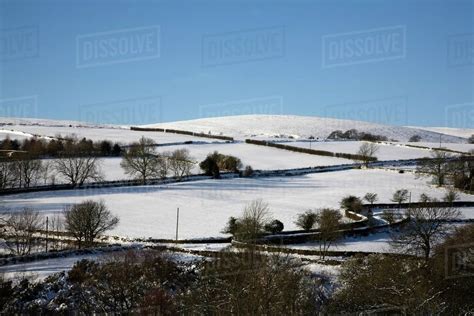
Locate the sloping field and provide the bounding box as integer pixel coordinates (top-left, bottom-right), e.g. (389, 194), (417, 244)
(3, 169), (472, 240)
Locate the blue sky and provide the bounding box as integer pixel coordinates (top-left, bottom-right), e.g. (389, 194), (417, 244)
(0, 0), (473, 127)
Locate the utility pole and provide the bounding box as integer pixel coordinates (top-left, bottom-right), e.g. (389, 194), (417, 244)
(45, 216), (49, 253)
(175, 207), (180, 241)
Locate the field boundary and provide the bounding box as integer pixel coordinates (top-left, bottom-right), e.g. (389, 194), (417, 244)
(130, 126), (234, 141)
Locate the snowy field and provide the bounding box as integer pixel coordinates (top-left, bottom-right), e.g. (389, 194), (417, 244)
(402, 142), (474, 153)
(412, 126), (474, 139)
(0, 124), (224, 145)
(154, 142), (352, 171)
(286, 231), (394, 253)
(143, 115), (467, 143)
(276, 141), (438, 160)
(2, 169), (473, 240)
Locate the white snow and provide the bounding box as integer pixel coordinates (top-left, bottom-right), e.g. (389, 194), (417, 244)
(2, 169), (472, 240)
(143, 115), (467, 143)
(410, 126), (474, 139)
(277, 141), (438, 160)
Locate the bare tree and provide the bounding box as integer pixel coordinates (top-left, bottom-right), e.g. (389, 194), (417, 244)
(357, 142), (379, 167)
(11, 155), (43, 188)
(294, 210), (318, 231)
(0, 160), (15, 189)
(391, 189), (409, 210)
(416, 150), (453, 186)
(120, 137), (161, 183)
(391, 197), (461, 261)
(364, 192), (378, 205)
(315, 208), (342, 259)
(168, 149), (195, 180)
(443, 188), (459, 205)
(54, 156), (103, 186)
(64, 200), (119, 249)
(233, 199), (271, 242)
(1, 209), (42, 255)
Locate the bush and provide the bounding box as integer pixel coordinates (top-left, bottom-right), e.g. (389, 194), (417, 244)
(264, 219), (284, 234)
(409, 134), (422, 142)
(242, 165), (254, 177)
(340, 195), (363, 214)
(294, 210), (318, 231)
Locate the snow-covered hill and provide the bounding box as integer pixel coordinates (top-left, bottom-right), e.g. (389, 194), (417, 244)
(407, 126), (474, 139)
(142, 115), (467, 143)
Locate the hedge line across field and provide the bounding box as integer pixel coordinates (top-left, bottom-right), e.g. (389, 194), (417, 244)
(130, 126), (234, 141)
(245, 139), (377, 162)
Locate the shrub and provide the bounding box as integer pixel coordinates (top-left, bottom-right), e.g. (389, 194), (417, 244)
(264, 219), (284, 234)
(294, 210), (318, 231)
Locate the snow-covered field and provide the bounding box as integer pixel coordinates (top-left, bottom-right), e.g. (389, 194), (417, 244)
(154, 142), (352, 171)
(277, 141), (438, 160)
(2, 169), (472, 240)
(0, 125), (223, 145)
(143, 115), (467, 143)
(411, 126), (474, 139)
(286, 231), (394, 253)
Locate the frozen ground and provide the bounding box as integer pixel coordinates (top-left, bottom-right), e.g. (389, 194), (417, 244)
(0, 253), (101, 281)
(402, 142), (474, 153)
(143, 115), (467, 143)
(411, 126), (474, 139)
(154, 142), (352, 171)
(286, 231), (394, 253)
(277, 141), (438, 160)
(2, 169), (472, 240)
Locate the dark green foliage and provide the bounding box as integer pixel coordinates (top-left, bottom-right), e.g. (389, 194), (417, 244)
(264, 219), (284, 234)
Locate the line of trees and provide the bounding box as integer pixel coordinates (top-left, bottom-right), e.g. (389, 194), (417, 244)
(416, 150), (474, 192)
(0, 136), (122, 158)
(120, 137), (195, 183)
(0, 200), (119, 254)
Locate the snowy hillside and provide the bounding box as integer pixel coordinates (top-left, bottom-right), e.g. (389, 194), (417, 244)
(142, 115), (467, 143)
(409, 126), (474, 139)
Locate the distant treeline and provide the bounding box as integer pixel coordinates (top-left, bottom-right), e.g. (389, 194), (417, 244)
(130, 126), (234, 141)
(327, 129), (389, 142)
(0, 137), (123, 158)
(245, 139), (377, 162)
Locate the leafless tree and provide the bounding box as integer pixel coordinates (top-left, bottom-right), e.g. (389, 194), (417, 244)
(0, 160), (15, 189)
(391, 197), (461, 261)
(416, 150), (453, 186)
(364, 192), (378, 205)
(11, 156), (43, 188)
(233, 199), (271, 242)
(64, 200), (119, 249)
(120, 137), (162, 183)
(357, 142), (379, 166)
(315, 208), (342, 259)
(1, 208), (42, 255)
(168, 149), (194, 180)
(54, 156), (103, 186)
(391, 189), (409, 210)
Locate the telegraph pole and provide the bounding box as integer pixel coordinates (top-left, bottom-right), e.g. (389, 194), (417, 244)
(45, 216), (49, 253)
(175, 208), (180, 241)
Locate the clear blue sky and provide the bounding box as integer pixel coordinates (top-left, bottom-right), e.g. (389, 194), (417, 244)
(0, 0), (473, 127)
